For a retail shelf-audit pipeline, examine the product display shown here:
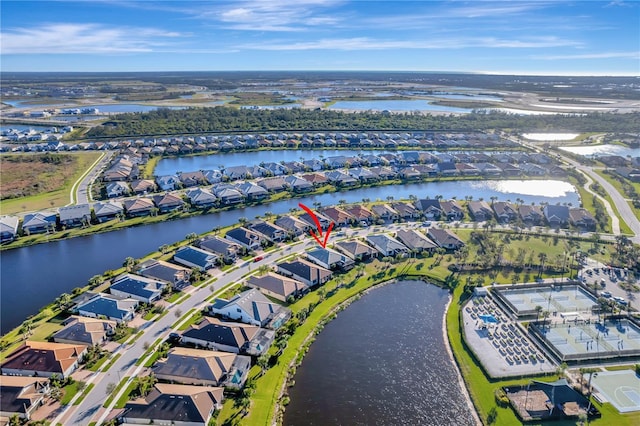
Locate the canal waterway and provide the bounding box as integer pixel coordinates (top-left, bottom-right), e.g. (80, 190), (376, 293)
(283, 280), (475, 426)
(0, 180), (579, 333)
(329, 99), (472, 113)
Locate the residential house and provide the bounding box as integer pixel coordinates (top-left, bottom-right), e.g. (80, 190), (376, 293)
(0, 215), (20, 242)
(284, 175), (313, 192)
(248, 221), (288, 242)
(93, 201), (124, 223)
(396, 229), (438, 253)
(246, 272), (308, 302)
(414, 199), (443, 220)
(334, 240), (377, 261)
(130, 179), (156, 194)
(21, 211), (57, 234)
(198, 236), (242, 263)
(257, 177), (288, 193)
(543, 204), (570, 228)
(1, 341), (87, 378)
(0, 376), (50, 421)
(305, 247), (355, 270)
(300, 172), (329, 187)
(321, 206), (354, 227)
(203, 169), (223, 184)
(106, 181), (130, 198)
(344, 205), (375, 224)
(213, 186), (244, 205)
(209, 289), (291, 330)
(120, 383), (223, 426)
(181, 318), (274, 356)
(390, 202), (421, 220)
(186, 187), (217, 208)
(58, 204), (91, 227)
(569, 208), (597, 230)
(349, 167), (377, 182)
(369, 166), (397, 180)
(178, 171), (207, 187)
(137, 259), (191, 289)
(174, 245), (218, 271)
(440, 200), (465, 221)
(492, 202), (519, 223)
(427, 228), (465, 250)
(277, 259), (333, 287)
(156, 175), (180, 191)
(298, 210), (332, 230)
(225, 227), (263, 251)
(325, 170), (358, 186)
(75, 293), (138, 323)
(153, 347), (251, 389)
(467, 201), (494, 222)
(366, 234), (409, 257)
(274, 215), (310, 236)
(123, 197), (155, 217)
(110, 273), (166, 303)
(518, 204), (544, 225)
(152, 192), (185, 213)
(237, 181), (269, 200)
(52, 316), (116, 346)
(475, 162), (503, 176)
(371, 204), (400, 221)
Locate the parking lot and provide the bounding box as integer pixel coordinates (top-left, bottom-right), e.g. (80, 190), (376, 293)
(578, 258), (638, 306)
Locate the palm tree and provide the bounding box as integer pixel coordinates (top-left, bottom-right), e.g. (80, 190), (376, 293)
(186, 232), (198, 243)
(537, 252), (547, 278)
(56, 293), (72, 311)
(159, 244), (170, 254)
(89, 275), (104, 287)
(123, 257), (138, 272)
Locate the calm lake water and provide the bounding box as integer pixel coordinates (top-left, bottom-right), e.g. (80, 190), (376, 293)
(284, 280), (475, 426)
(0, 180), (578, 333)
(559, 144), (640, 158)
(83, 104), (186, 113)
(329, 100), (472, 113)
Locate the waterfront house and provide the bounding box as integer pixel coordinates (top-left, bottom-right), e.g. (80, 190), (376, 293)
(569, 208), (597, 230)
(543, 204), (570, 228)
(305, 247), (355, 271)
(209, 289), (291, 330)
(395, 229), (438, 253)
(246, 272), (308, 302)
(106, 181), (130, 198)
(174, 245), (219, 271)
(213, 187), (244, 205)
(300, 172), (329, 187)
(137, 259), (191, 289)
(283, 175), (313, 192)
(178, 171), (207, 187)
(156, 175), (180, 191)
(298, 211), (332, 231)
(0, 215), (20, 242)
(236, 182), (269, 201)
(52, 316), (115, 346)
(248, 221), (288, 242)
(152, 192), (185, 213)
(0, 376), (49, 421)
(321, 206), (354, 227)
(21, 211), (57, 234)
(181, 318), (274, 356)
(153, 347), (251, 389)
(518, 204), (544, 225)
(414, 199), (443, 220)
(475, 162), (503, 176)
(371, 204), (400, 221)
(274, 215), (310, 236)
(198, 236), (241, 263)
(203, 169), (223, 184)
(390, 202), (421, 220)
(110, 273), (166, 303)
(257, 176), (288, 193)
(93, 200), (124, 223)
(75, 293), (138, 323)
(120, 383), (223, 426)
(225, 227), (263, 251)
(427, 228), (465, 250)
(130, 179), (156, 194)
(1, 341), (87, 378)
(58, 204), (91, 227)
(440, 200), (465, 221)
(492, 202), (519, 223)
(123, 197), (155, 217)
(467, 201), (494, 222)
(325, 170), (358, 186)
(276, 259), (333, 287)
(369, 166), (397, 180)
(186, 187), (217, 208)
(366, 234), (409, 257)
(334, 240), (377, 261)
(344, 205), (374, 224)
(349, 167), (377, 182)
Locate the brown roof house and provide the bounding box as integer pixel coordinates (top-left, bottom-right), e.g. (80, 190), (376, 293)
(1, 341), (87, 378)
(52, 316), (116, 346)
(246, 272), (309, 302)
(0, 376), (50, 421)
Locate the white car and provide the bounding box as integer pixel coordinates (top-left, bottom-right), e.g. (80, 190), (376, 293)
(600, 291), (611, 298)
(613, 296), (627, 305)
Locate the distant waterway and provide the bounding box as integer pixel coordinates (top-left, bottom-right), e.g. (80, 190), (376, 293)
(0, 179), (578, 333)
(283, 280), (475, 426)
(329, 99), (472, 113)
(559, 144), (640, 158)
(82, 104), (186, 114)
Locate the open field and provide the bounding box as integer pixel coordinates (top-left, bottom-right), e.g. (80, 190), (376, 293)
(0, 151), (102, 214)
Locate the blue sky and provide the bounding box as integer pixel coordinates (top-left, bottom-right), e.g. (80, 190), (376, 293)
(1, 1), (638, 75)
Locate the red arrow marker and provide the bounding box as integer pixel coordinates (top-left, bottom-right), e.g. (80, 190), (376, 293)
(299, 202), (335, 249)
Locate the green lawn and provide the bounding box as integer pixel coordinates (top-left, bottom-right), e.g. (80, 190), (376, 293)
(61, 381), (82, 405)
(0, 151), (103, 214)
(29, 321), (63, 341)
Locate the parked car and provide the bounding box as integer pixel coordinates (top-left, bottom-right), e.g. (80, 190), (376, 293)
(613, 296), (627, 305)
(600, 291), (611, 298)
(254, 256), (264, 262)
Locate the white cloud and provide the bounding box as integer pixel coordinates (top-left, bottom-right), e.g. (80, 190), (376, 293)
(1, 23), (187, 54)
(533, 51), (640, 60)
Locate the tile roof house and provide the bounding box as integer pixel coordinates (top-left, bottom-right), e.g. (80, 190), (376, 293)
(248, 221), (288, 242)
(22, 211), (57, 234)
(334, 240), (377, 261)
(274, 215), (310, 236)
(440, 200), (465, 221)
(246, 272), (309, 302)
(75, 293), (138, 323)
(366, 234), (409, 257)
(106, 181), (130, 198)
(344, 205), (375, 223)
(174, 245), (219, 271)
(52, 316), (116, 346)
(110, 273), (167, 303)
(58, 204), (91, 227)
(225, 227), (264, 251)
(284, 175), (313, 192)
(130, 179), (156, 194)
(123, 197), (155, 217)
(305, 247), (355, 271)
(395, 229), (438, 252)
(178, 171), (208, 187)
(0, 215), (20, 242)
(569, 208), (597, 230)
(198, 236), (242, 263)
(300, 172), (329, 186)
(257, 176), (288, 193)
(1, 341), (87, 378)
(152, 192), (185, 213)
(181, 318), (274, 356)
(467, 201), (494, 221)
(492, 201), (519, 223)
(518, 204), (544, 225)
(325, 170), (358, 186)
(209, 289), (291, 330)
(186, 188), (217, 208)
(298, 211), (332, 230)
(237, 182), (269, 200)
(156, 175), (180, 191)
(0, 376), (50, 421)
(371, 204), (400, 221)
(321, 206), (355, 226)
(153, 347), (251, 389)
(427, 228), (465, 250)
(92, 200), (124, 223)
(137, 259), (191, 289)
(120, 383), (224, 426)
(414, 199), (443, 220)
(276, 259), (333, 287)
(213, 186), (244, 205)
(543, 204), (570, 228)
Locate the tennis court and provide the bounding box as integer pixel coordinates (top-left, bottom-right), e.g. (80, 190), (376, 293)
(500, 285), (597, 315)
(592, 370), (640, 413)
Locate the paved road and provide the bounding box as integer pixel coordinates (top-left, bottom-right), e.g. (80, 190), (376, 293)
(73, 150), (115, 205)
